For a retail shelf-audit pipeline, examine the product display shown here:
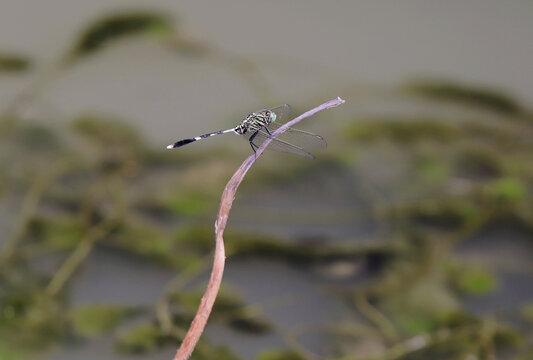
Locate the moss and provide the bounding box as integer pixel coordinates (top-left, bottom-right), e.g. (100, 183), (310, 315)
(415, 155), (450, 182)
(0, 342), (28, 360)
(485, 178), (527, 203)
(27, 216), (85, 250)
(0, 291), (65, 350)
(405, 79), (523, 115)
(174, 225), (214, 253)
(344, 117), (458, 144)
(109, 220), (184, 268)
(196, 346), (241, 360)
(69, 11), (173, 61)
(115, 323), (169, 354)
(69, 304), (138, 337)
(166, 190), (214, 216)
(448, 263), (497, 295)
(382, 277), (459, 336)
(171, 288), (244, 314)
(0, 53), (30, 72)
(139, 160), (236, 217)
(257, 350), (306, 360)
(394, 313), (436, 335)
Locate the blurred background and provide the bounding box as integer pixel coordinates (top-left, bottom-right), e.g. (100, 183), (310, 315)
(1, 1), (533, 359)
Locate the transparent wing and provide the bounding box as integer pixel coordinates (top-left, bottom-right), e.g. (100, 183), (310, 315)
(266, 121), (327, 149)
(270, 104), (291, 123)
(244, 128), (316, 159)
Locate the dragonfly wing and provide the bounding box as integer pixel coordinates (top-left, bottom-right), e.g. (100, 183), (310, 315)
(266, 122), (327, 149)
(248, 128), (315, 159)
(270, 104), (291, 123)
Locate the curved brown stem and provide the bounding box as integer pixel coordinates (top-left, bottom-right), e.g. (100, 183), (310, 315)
(173, 97), (345, 360)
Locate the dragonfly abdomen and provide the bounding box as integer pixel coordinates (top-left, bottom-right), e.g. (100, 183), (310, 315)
(166, 129), (234, 149)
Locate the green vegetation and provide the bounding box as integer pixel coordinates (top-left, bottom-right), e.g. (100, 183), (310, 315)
(69, 11), (173, 61)
(0, 53), (31, 72)
(70, 304), (138, 337)
(345, 116), (458, 144)
(405, 79), (524, 115)
(448, 263), (498, 295)
(258, 350), (306, 360)
(115, 323), (169, 353)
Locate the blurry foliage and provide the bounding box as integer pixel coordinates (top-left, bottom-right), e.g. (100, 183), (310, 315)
(115, 323), (170, 354)
(447, 262), (498, 295)
(27, 215), (85, 250)
(1, 7), (532, 360)
(107, 219), (183, 268)
(172, 289), (274, 334)
(115, 322), (240, 359)
(484, 177), (527, 204)
(455, 146), (503, 179)
(405, 79), (525, 116)
(0, 290), (65, 350)
(414, 154), (450, 183)
(68, 11), (173, 62)
(344, 117), (458, 144)
(1, 121), (64, 157)
(72, 114), (143, 148)
(391, 199), (477, 229)
(69, 304), (138, 337)
(257, 350), (306, 360)
(0, 53), (31, 73)
(381, 275), (460, 335)
(165, 190), (215, 216)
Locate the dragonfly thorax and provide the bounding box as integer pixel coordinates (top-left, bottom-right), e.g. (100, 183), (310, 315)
(234, 109), (275, 135)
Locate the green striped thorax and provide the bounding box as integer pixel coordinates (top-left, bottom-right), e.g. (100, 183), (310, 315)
(234, 109), (276, 135)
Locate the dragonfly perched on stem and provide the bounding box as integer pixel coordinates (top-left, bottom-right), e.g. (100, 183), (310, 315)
(166, 104), (326, 158)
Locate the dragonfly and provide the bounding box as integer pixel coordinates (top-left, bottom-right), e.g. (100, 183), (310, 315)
(166, 104), (326, 159)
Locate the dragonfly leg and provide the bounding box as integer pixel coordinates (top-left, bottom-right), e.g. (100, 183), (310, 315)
(249, 130), (259, 150)
(249, 130), (261, 158)
(264, 126), (272, 136)
(250, 141), (258, 152)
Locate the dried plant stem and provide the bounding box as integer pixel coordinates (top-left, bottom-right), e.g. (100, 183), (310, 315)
(1, 58), (65, 119)
(354, 292), (399, 343)
(45, 221), (109, 297)
(173, 97), (345, 360)
(46, 174), (125, 297)
(0, 162), (65, 265)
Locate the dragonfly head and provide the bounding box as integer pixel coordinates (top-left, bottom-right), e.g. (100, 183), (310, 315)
(269, 109), (277, 123)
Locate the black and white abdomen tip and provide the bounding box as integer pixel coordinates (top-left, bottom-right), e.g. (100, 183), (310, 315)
(166, 128), (235, 150)
(166, 138), (196, 149)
